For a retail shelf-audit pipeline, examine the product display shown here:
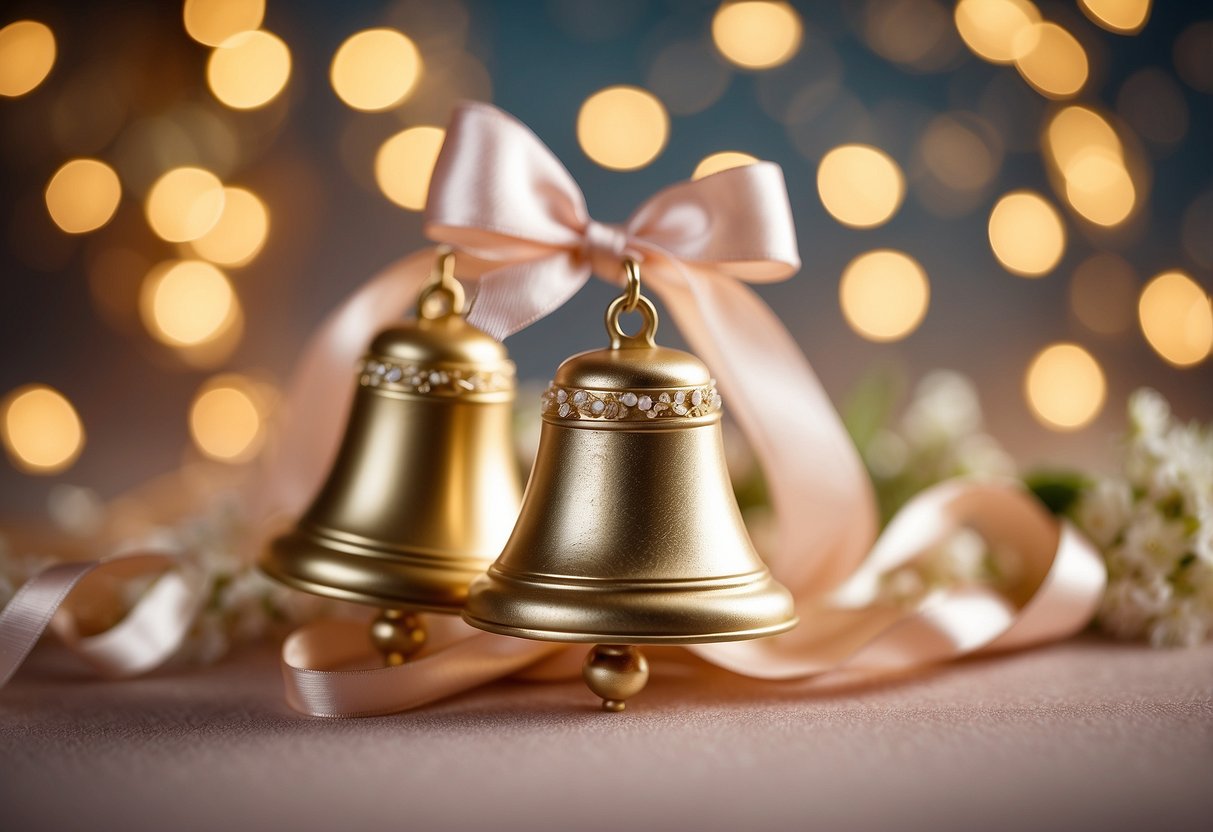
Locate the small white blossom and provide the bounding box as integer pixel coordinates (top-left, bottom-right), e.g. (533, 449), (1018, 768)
(1075, 479), (1132, 549)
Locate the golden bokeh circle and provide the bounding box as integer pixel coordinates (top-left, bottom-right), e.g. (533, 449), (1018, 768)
(692, 151), (758, 180)
(45, 159), (122, 234)
(145, 167), (226, 243)
(839, 250), (930, 342)
(987, 190), (1065, 277)
(954, 0), (1041, 65)
(1, 384), (85, 474)
(374, 126), (446, 211)
(712, 2), (803, 70)
(0, 20), (56, 97)
(188, 186), (269, 267)
(577, 86), (669, 171)
(331, 28), (422, 112)
(1138, 271), (1213, 367)
(139, 260), (238, 347)
(207, 29), (291, 110)
(1014, 22), (1088, 99)
(817, 144), (905, 228)
(183, 0), (265, 47)
(1025, 343), (1106, 430)
(189, 376), (268, 463)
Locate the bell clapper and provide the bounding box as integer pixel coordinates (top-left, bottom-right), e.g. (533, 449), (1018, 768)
(583, 644), (650, 712)
(370, 609), (427, 667)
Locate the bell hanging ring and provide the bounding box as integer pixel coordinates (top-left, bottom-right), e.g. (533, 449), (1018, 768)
(463, 259), (797, 710)
(261, 249), (523, 666)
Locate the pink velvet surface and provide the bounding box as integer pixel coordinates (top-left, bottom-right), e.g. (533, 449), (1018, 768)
(2, 637), (1210, 832)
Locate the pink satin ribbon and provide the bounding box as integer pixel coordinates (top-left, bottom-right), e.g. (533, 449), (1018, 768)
(0, 554), (203, 685)
(0, 102), (1107, 713)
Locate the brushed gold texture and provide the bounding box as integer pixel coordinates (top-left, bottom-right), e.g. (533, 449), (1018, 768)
(261, 251), (523, 662)
(463, 261), (796, 709)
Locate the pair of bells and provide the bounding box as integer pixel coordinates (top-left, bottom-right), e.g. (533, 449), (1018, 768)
(261, 253), (797, 710)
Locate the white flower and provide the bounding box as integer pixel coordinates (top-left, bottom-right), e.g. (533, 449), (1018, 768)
(1128, 388), (1171, 440)
(1147, 598), (1211, 648)
(1120, 508), (1190, 576)
(1075, 478), (1133, 548)
(865, 429), (908, 479)
(1099, 574), (1171, 640)
(901, 371), (982, 447)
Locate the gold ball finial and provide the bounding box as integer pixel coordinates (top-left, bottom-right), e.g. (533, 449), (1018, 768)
(582, 645), (649, 711)
(369, 609), (427, 666)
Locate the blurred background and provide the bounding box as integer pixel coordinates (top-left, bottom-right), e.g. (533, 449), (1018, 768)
(0, 0), (1210, 520)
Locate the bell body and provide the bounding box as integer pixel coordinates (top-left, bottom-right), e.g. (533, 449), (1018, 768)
(262, 312), (522, 613)
(463, 334), (797, 644)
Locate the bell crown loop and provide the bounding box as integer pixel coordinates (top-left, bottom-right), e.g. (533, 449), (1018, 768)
(416, 247), (466, 319)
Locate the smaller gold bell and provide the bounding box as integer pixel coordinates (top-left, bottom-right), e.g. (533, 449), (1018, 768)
(463, 262), (797, 710)
(261, 251), (523, 665)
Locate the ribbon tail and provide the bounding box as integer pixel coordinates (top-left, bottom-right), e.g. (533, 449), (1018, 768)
(280, 619), (564, 717)
(0, 554), (203, 688)
(654, 271), (877, 594)
(692, 480), (1105, 680)
(465, 253), (590, 341)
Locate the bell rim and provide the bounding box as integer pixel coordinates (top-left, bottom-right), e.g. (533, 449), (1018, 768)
(460, 613), (798, 645)
(258, 560), (469, 614)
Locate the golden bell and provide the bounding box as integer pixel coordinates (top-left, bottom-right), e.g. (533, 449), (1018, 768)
(463, 261), (797, 710)
(261, 251), (523, 665)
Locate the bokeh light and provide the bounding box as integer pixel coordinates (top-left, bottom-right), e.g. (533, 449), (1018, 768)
(374, 125), (445, 210)
(145, 166), (226, 243)
(1069, 253), (1136, 336)
(1117, 68), (1189, 148)
(1138, 271), (1213, 367)
(1078, 0), (1151, 34)
(692, 151), (758, 180)
(1014, 22), (1088, 99)
(1, 384), (84, 474)
(1173, 21), (1213, 94)
(862, 0), (959, 73)
(712, 1), (803, 70)
(953, 0), (1040, 65)
(817, 144), (904, 228)
(0, 20), (56, 97)
(44, 159), (122, 234)
(331, 28), (422, 112)
(182, 0), (265, 47)
(988, 190), (1065, 277)
(189, 375), (267, 463)
(1044, 106), (1122, 171)
(839, 250), (930, 342)
(646, 40), (732, 116)
(1025, 343), (1105, 430)
(920, 116), (998, 192)
(576, 86), (668, 171)
(1061, 149), (1136, 227)
(206, 30), (291, 110)
(187, 186), (269, 267)
(139, 260), (238, 347)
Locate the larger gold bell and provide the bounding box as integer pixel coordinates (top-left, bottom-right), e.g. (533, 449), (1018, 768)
(262, 252), (523, 665)
(463, 262), (796, 710)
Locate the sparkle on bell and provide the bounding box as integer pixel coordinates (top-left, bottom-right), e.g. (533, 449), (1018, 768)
(261, 251), (523, 665)
(462, 261), (797, 710)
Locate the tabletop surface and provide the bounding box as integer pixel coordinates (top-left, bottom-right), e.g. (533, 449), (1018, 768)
(2, 636), (1210, 832)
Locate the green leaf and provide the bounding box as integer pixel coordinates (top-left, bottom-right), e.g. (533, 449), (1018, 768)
(842, 364), (906, 451)
(1023, 469), (1090, 516)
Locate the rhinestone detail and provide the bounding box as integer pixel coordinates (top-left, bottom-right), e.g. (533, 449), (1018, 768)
(540, 381), (720, 421)
(358, 358), (514, 395)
